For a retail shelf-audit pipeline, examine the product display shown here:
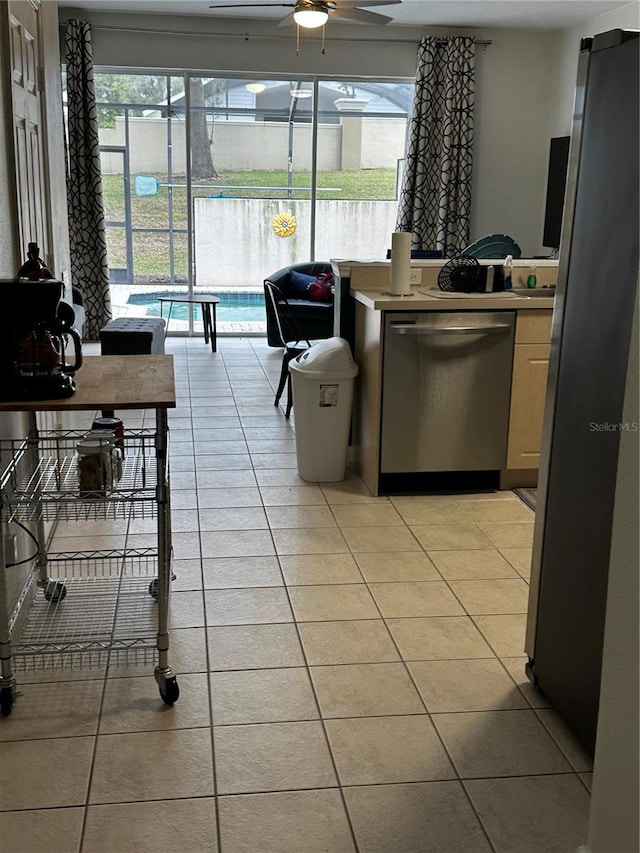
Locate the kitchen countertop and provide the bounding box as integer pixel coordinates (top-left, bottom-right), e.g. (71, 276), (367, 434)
(351, 288), (555, 311)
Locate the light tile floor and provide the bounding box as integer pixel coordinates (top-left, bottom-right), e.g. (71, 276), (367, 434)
(0, 337), (592, 853)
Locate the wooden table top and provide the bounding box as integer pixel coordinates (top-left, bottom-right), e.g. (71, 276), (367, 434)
(0, 355), (176, 412)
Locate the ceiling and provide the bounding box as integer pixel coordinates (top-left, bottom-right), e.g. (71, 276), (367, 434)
(60, 0), (631, 30)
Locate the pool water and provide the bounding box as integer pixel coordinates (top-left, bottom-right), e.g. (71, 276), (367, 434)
(127, 291), (266, 324)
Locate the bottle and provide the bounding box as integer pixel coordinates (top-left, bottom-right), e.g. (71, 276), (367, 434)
(503, 255), (513, 290)
(17, 243), (53, 280)
(527, 265), (537, 289)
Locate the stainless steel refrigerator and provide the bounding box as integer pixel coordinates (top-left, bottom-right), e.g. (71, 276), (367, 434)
(525, 29), (639, 756)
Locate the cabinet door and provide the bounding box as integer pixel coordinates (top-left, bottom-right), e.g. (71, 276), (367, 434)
(515, 310), (553, 344)
(8, 0), (49, 257)
(506, 344), (550, 469)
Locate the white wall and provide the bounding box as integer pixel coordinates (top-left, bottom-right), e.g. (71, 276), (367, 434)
(99, 118), (344, 173)
(58, 11), (424, 78)
(58, 9), (563, 256)
(98, 114), (406, 174)
(471, 29), (557, 256)
(548, 2), (640, 137)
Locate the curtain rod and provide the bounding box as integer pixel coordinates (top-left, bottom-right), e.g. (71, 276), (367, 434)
(82, 23), (491, 47)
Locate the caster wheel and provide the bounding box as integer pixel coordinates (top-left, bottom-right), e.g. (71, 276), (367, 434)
(44, 581), (67, 603)
(148, 573), (177, 600)
(159, 676), (179, 706)
(0, 688), (14, 717)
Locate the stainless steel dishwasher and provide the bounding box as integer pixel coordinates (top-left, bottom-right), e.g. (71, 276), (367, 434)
(380, 311), (516, 473)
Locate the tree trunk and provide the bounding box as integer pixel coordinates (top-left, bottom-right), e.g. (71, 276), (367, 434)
(190, 79), (217, 180)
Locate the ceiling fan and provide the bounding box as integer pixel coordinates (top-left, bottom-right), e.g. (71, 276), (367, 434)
(208, 0), (402, 29)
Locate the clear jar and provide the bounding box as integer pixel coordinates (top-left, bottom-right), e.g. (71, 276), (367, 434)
(86, 429), (123, 483)
(76, 437), (113, 498)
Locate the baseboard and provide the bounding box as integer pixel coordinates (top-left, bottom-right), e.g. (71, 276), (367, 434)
(378, 470), (502, 495)
(499, 468), (539, 490)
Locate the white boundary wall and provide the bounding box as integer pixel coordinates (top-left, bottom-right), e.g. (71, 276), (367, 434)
(194, 197), (397, 288)
(99, 117), (407, 174)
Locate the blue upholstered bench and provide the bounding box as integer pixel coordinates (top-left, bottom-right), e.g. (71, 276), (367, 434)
(99, 317), (166, 355)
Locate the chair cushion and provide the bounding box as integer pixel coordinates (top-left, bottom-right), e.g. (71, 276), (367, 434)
(281, 299), (333, 319)
(288, 270), (316, 297)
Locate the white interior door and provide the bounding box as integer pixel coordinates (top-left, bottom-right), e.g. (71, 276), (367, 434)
(8, 0), (49, 261)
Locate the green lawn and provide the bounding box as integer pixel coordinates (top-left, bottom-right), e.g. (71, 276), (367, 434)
(102, 169), (397, 279)
(103, 169), (397, 224)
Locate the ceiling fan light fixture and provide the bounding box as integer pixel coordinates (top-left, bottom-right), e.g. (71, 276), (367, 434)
(293, 8), (329, 28)
(290, 86), (313, 98)
(246, 82), (266, 94)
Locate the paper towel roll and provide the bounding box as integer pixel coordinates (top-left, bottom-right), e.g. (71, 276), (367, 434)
(389, 231), (412, 295)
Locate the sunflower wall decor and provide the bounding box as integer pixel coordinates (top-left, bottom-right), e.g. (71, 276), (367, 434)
(272, 211), (297, 238)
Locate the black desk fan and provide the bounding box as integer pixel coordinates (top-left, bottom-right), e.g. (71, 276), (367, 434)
(437, 256), (484, 292)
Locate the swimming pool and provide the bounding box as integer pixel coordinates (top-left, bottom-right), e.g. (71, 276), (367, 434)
(127, 291), (266, 324)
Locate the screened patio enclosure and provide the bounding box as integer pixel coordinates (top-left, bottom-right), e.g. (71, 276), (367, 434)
(84, 72), (413, 332)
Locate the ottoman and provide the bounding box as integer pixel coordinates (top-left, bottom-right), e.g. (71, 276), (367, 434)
(99, 317), (166, 355)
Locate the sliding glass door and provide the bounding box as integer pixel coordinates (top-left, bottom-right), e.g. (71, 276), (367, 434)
(80, 69), (412, 332)
(93, 73), (187, 321)
(189, 76), (314, 301)
(314, 79), (411, 260)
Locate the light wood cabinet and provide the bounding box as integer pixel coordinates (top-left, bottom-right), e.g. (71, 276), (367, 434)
(504, 309), (553, 480)
(506, 343), (551, 468)
(514, 310), (553, 344)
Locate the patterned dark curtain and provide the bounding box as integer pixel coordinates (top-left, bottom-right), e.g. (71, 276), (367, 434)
(65, 19), (111, 341)
(397, 36), (475, 257)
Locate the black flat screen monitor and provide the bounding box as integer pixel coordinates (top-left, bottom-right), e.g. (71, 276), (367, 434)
(542, 136), (570, 249)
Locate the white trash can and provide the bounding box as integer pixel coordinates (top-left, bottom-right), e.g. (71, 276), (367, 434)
(289, 337), (359, 482)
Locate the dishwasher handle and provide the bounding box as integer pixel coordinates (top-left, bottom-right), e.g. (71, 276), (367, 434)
(389, 322), (513, 336)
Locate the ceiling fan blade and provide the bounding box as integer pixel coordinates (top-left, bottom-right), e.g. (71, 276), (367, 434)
(330, 7), (393, 24)
(332, 0), (401, 7)
(209, 3), (295, 8)
(276, 11), (297, 27)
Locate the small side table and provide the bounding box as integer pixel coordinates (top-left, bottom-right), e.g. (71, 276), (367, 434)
(158, 295), (220, 353)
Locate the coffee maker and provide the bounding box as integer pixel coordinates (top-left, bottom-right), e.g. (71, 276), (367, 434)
(0, 278), (83, 400)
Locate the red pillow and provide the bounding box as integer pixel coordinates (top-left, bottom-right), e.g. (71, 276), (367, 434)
(308, 272), (334, 302)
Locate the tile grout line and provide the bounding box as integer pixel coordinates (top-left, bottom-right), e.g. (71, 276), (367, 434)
(280, 571), (362, 849)
(187, 340), (224, 853)
(260, 476), (363, 851)
(332, 488), (539, 851)
(314, 496), (473, 819)
(342, 513), (501, 853)
(75, 442), (163, 850)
